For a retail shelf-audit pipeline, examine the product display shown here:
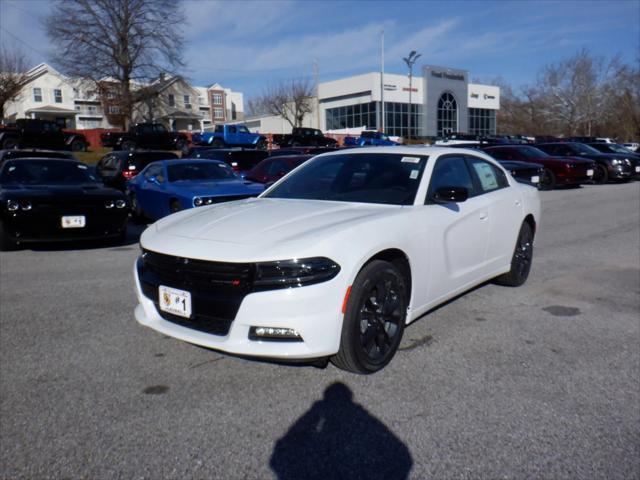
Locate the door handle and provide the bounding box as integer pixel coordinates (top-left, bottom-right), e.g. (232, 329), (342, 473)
(479, 212), (489, 221)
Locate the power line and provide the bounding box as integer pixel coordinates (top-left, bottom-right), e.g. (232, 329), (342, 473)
(0, 25), (48, 57)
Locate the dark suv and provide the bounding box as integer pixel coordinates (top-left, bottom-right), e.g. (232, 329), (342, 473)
(96, 150), (179, 190)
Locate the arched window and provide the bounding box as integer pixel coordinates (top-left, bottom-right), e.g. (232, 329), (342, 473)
(437, 92), (457, 136)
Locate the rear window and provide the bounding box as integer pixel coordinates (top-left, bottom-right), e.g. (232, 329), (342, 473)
(126, 152), (178, 169)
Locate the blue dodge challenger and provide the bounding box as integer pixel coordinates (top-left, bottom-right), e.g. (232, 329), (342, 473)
(127, 159), (264, 221)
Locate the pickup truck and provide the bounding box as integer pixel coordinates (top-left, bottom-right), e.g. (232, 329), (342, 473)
(272, 128), (337, 148)
(100, 123), (189, 154)
(344, 130), (397, 147)
(0, 119), (88, 151)
(191, 124), (267, 149)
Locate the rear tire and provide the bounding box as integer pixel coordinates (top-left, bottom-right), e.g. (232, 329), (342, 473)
(494, 221), (534, 287)
(211, 139), (224, 148)
(257, 138), (267, 150)
(70, 139), (87, 152)
(331, 260), (407, 374)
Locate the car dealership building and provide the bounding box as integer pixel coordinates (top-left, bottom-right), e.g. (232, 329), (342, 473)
(246, 65), (500, 138)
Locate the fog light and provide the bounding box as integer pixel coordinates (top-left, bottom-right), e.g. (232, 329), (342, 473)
(249, 326), (302, 341)
(205, 198), (213, 205)
(105, 200), (115, 209)
(7, 200), (19, 211)
(115, 199), (126, 209)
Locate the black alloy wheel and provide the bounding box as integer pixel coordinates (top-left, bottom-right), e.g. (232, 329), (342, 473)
(495, 221), (534, 287)
(332, 260), (407, 374)
(211, 138), (224, 148)
(539, 169), (556, 190)
(291, 141), (301, 147)
(592, 164), (608, 184)
(257, 138), (268, 150)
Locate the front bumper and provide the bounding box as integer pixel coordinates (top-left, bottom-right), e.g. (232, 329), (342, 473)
(133, 260), (346, 359)
(609, 164), (633, 180)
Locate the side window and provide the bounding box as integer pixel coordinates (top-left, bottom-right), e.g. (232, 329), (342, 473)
(487, 149), (509, 160)
(215, 125), (223, 133)
(144, 165), (163, 181)
(267, 160), (288, 175)
(426, 156), (474, 202)
(467, 157), (508, 193)
(228, 126), (236, 134)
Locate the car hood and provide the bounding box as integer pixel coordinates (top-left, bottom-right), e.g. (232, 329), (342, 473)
(170, 179), (264, 197)
(148, 198), (400, 249)
(498, 160), (543, 170)
(0, 183), (124, 199)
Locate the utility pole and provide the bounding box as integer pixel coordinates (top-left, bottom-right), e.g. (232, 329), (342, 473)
(313, 58), (320, 130)
(380, 30), (385, 133)
(403, 50), (421, 141)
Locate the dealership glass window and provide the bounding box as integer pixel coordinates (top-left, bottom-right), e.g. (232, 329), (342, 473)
(437, 93), (457, 136)
(33, 88), (43, 102)
(54, 89), (63, 103)
(468, 108), (496, 136)
(325, 101), (421, 138)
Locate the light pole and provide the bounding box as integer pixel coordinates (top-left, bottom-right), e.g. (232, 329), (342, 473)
(403, 50), (421, 141)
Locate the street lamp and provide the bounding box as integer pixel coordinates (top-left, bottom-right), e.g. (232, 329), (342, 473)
(403, 50), (421, 141)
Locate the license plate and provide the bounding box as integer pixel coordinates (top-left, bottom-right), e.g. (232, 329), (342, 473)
(635, 166), (640, 173)
(531, 175), (540, 184)
(61, 216), (85, 228)
(159, 285), (191, 318)
(587, 169), (594, 176)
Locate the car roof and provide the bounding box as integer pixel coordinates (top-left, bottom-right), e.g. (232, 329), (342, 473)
(318, 145), (494, 158)
(161, 159), (228, 167)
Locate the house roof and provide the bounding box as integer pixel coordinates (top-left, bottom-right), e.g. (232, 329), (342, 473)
(25, 105), (77, 115)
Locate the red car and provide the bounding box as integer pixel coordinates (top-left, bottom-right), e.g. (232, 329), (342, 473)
(243, 155), (312, 184)
(483, 145), (595, 189)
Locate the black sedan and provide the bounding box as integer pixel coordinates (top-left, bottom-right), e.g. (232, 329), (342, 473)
(587, 143), (640, 180)
(536, 142), (634, 183)
(0, 158), (129, 250)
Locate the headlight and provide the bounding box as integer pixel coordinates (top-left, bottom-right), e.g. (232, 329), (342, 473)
(20, 200), (32, 211)
(105, 200), (115, 208)
(115, 199), (126, 209)
(611, 159), (622, 165)
(6, 200), (19, 211)
(193, 197), (204, 206)
(253, 257), (340, 290)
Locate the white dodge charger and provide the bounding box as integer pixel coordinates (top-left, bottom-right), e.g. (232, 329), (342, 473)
(134, 146), (541, 373)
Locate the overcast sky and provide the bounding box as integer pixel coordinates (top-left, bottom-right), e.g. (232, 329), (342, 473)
(1, 0), (638, 99)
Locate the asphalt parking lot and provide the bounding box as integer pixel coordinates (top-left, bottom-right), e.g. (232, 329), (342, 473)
(1, 182), (639, 479)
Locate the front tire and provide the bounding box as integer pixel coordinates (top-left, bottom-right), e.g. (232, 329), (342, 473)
(121, 140), (136, 151)
(211, 138), (224, 148)
(331, 260), (407, 374)
(176, 139), (189, 155)
(593, 164), (608, 184)
(2, 138), (18, 150)
(539, 169), (556, 190)
(169, 199), (181, 213)
(494, 221), (534, 287)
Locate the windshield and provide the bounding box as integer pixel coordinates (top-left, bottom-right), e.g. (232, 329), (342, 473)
(572, 143), (601, 155)
(0, 160), (98, 185)
(263, 152), (428, 205)
(607, 144), (634, 154)
(516, 146), (549, 159)
(238, 126), (250, 134)
(167, 162), (237, 182)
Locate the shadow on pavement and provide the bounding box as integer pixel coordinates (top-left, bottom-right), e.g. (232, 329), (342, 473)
(270, 382), (412, 480)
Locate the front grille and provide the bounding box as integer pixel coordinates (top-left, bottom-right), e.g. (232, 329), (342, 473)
(138, 251), (254, 336)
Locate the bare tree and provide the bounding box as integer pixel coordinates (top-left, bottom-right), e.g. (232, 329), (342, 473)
(45, 0), (186, 128)
(0, 45), (29, 121)
(249, 78), (315, 128)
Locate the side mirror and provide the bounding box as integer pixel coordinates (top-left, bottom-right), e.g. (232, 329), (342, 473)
(432, 186), (468, 204)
